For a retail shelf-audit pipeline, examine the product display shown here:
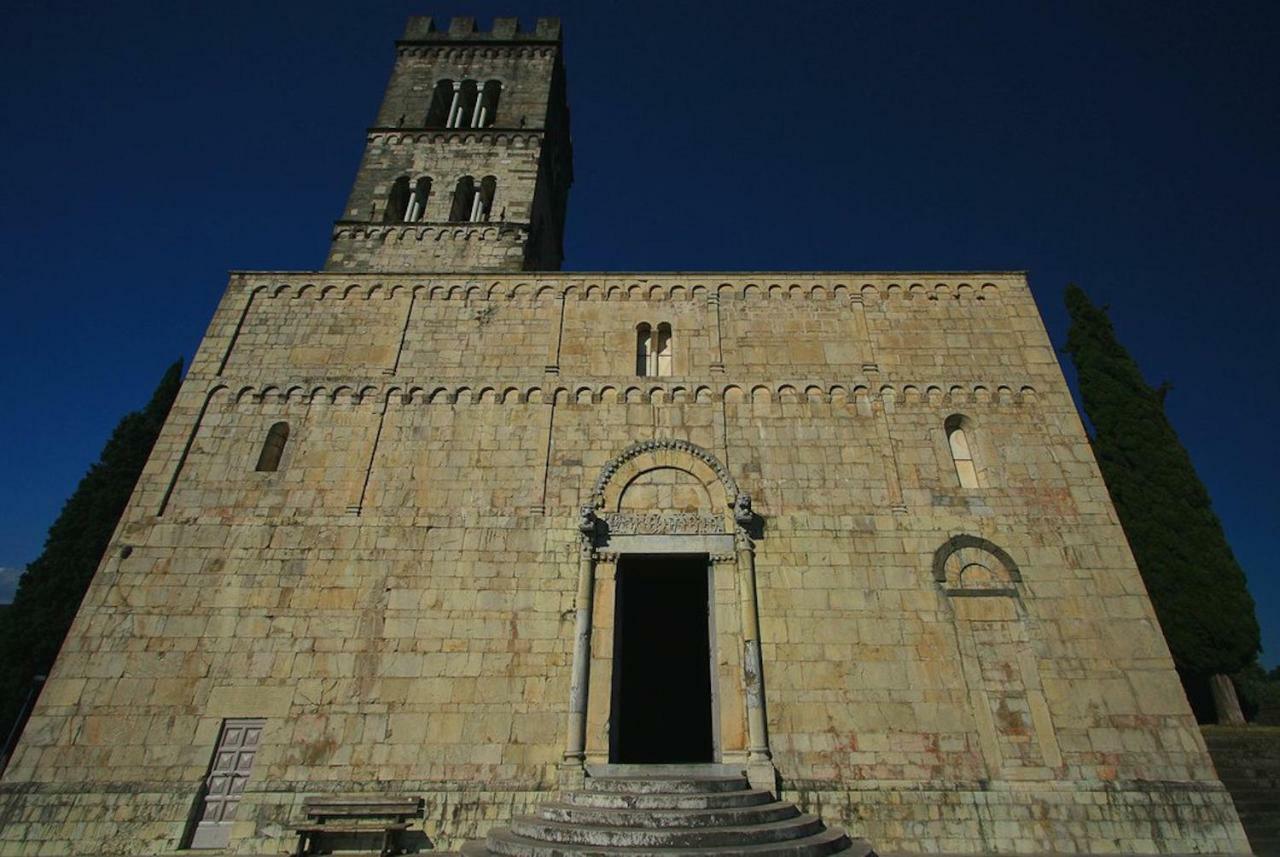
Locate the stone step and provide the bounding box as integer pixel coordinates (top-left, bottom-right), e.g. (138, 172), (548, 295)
(539, 800), (800, 828)
(508, 814), (825, 848)
(469, 825), (861, 857)
(585, 776), (750, 795)
(562, 788), (776, 811)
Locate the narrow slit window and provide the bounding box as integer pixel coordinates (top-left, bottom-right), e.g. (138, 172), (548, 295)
(946, 415), (980, 488)
(255, 422), (289, 472)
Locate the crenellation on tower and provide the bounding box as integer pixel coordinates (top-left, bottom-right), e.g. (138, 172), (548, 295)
(399, 16), (562, 43)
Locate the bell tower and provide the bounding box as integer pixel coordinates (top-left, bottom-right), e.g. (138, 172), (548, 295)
(325, 16), (572, 272)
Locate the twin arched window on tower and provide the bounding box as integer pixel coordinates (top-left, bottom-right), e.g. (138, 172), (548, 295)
(426, 79), (502, 129)
(636, 323), (673, 377)
(383, 174), (495, 223)
(384, 176), (433, 223)
(450, 175), (496, 222)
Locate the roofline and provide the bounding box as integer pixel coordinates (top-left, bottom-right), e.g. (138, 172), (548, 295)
(228, 270), (1031, 278)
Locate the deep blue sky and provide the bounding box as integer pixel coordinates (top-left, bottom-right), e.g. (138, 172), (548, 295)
(1, 1), (1276, 664)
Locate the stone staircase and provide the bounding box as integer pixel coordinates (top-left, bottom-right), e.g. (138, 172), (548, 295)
(1203, 727), (1280, 857)
(461, 769), (870, 857)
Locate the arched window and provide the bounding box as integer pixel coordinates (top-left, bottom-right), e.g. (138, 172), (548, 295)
(477, 80), (502, 127)
(654, 322), (673, 376)
(635, 322), (673, 377)
(425, 79), (455, 127)
(636, 323), (652, 376)
(406, 177), (432, 222)
(383, 176), (411, 223)
(450, 80), (479, 128)
(255, 422), (289, 472)
(450, 176), (476, 222)
(945, 414), (980, 488)
(474, 175), (496, 221)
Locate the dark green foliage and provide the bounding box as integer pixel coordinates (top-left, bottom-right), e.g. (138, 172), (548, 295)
(1064, 285), (1259, 680)
(0, 361), (182, 744)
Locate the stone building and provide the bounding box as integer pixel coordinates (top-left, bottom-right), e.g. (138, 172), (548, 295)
(0, 15), (1252, 857)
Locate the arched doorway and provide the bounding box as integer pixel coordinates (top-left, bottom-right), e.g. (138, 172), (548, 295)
(561, 440), (774, 787)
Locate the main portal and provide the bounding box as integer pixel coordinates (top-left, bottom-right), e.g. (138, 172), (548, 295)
(609, 554), (715, 763)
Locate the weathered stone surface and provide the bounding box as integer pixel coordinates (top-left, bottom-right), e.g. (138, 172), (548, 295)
(0, 13), (1250, 857)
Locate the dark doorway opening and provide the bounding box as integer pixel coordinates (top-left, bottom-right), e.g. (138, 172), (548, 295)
(610, 554), (714, 763)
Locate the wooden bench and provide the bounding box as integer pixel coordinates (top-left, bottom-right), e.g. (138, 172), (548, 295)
(293, 797), (423, 857)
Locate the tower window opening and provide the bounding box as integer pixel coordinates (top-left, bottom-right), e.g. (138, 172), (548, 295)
(451, 175), (495, 222)
(406, 177), (432, 222)
(474, 175), (496, 221)
(255, 422), (289, 472)
(450, 80), (479, 128)
(635, 322), (673, 377)
(426, 79), (455, 127)
(450, 176), (476, 221)
(946, 414), (980, 489)
(384, 176), (411, 223)
(476, 80), (502, 127)
(426, 78), (502, 128)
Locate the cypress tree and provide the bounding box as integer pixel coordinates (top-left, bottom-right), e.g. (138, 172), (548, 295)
(1064, 285), (1259, 722)
(0, 360), (183, 751)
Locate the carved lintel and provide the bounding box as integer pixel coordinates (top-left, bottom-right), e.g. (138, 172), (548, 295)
(601, 511), (725, 536)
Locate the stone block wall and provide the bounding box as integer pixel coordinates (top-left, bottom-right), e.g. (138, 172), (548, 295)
(0, 272), (1248, 855)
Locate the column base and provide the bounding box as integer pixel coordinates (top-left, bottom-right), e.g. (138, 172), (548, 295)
(557, 758), (586, 790)
(746, 758), (778, 793)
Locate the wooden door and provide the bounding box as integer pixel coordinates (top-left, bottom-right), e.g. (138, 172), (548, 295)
(190, 719), (264, 849)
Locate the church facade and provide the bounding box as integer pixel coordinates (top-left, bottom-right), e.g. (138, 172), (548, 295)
(0, 16), (1250, 857)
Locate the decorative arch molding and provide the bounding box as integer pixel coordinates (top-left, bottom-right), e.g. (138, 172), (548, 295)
(932, 534), (1023, 587)
(589, 439), (740, 512)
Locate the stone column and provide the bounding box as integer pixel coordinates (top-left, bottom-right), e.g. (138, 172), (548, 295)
(734, 496), (774, 791)
(560, 509), (597, 787)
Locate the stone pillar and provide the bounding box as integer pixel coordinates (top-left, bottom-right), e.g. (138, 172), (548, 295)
(734, 496), (774, 791)
(560, 510), (597, 787)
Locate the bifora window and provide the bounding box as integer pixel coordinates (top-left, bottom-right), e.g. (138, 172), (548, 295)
(635, 322), (672, 377)
(425, 79), (502, 128)
(384, 176), (433, 222)
(450, 175), (496, 222)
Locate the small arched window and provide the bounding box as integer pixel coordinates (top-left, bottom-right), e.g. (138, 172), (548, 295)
(255, 422), (289, 472)
(474, 175), (496, 221)
(450, 176), (476, 222)
(406, 177), (432, 222)
(425, 79), (455, 127)
(451, 80), (479, 128)
(477, 80), (502, 127)
(945, 414), (980, 489)
(636, 323), (652, 376)
(655, 323), (672, 376)
(383, 176), (411, 223)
